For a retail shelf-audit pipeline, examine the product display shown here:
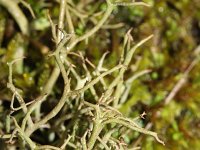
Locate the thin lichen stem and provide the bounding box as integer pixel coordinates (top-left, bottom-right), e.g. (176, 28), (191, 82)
(42, 0), (67, 95)
(67, 2), (114, 51)
(88, 120), (103, 150)
(106, 35), (154, 107)
(103, 118), (165, 146)
(7, 59), (33, 127)
(25, 82), (70, 136)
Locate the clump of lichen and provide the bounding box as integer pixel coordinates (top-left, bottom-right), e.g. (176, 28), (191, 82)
(0, 0), (200, 150)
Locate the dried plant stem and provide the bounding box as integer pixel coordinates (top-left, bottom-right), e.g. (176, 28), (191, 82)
(164, 58), (198, 105)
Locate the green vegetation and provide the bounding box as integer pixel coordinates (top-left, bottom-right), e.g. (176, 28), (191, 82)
(0, 0), (200, 149)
